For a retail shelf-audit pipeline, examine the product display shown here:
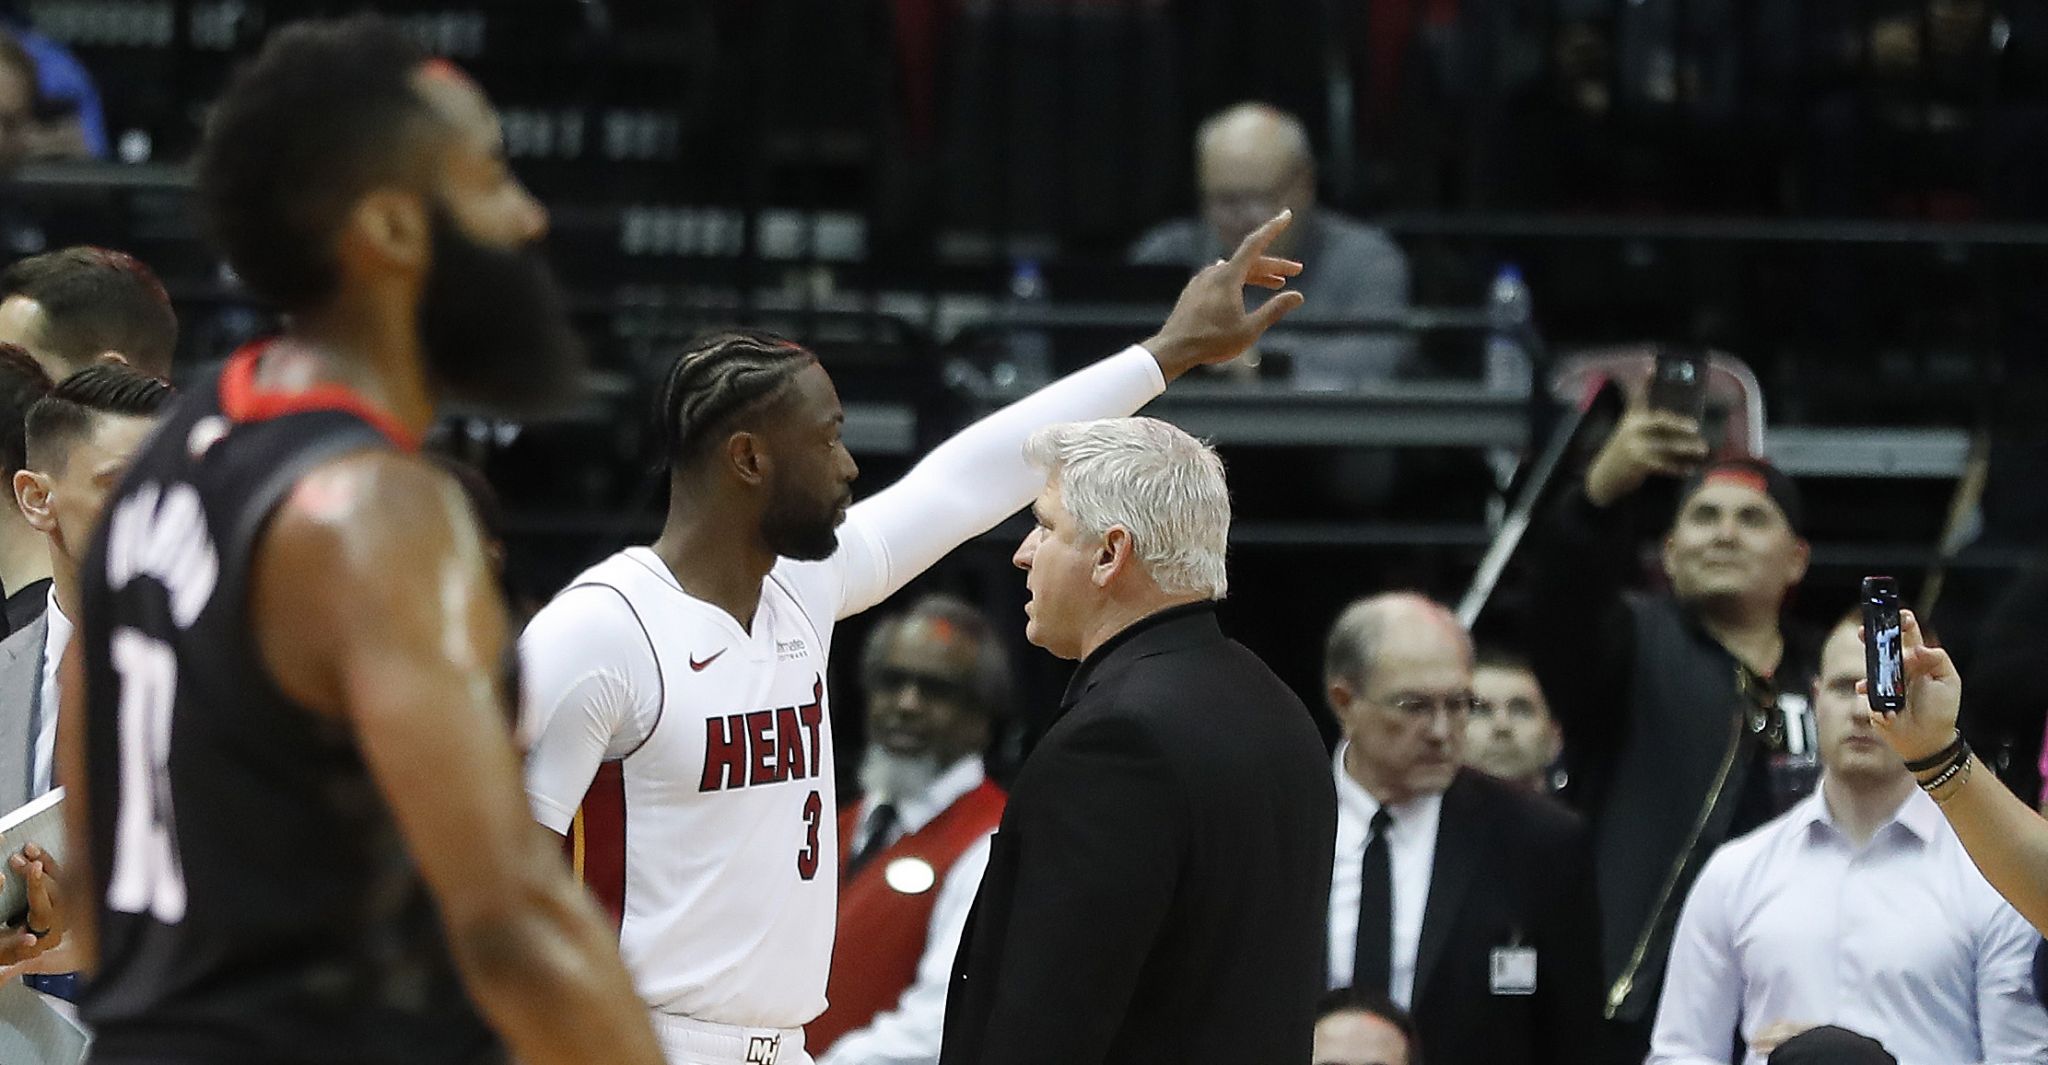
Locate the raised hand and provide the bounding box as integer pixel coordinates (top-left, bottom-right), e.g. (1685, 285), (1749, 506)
(1866, 609), (1961, 764)
(1142, 210), (1306, 381)
(1584, 402), (1710, 506)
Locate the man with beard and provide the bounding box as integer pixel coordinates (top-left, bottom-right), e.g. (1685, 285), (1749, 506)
(54, 18), (659, 1065)
(519, 214), (1306, 1065)
(810, 594), (1011, 1065)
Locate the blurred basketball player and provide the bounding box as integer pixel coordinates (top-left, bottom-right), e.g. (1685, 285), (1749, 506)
(57, 17), (659, 1065)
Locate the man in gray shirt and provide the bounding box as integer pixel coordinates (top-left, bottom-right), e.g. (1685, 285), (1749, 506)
(1131, 102), (1411, 390)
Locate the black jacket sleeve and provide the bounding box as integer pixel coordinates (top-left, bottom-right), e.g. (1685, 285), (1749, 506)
(1525, 485), (1644, 764)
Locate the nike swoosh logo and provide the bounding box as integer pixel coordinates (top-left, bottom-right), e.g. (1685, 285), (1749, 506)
(689, 649), (728, 672)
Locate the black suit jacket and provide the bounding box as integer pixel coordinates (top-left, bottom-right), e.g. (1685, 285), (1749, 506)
(941, 603), (1336, 1065)
(1386, 769), (1604, 1065)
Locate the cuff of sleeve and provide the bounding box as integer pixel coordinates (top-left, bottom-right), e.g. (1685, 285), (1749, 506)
(528, 790), (578, 835)
(1119, 344), (1169, 396)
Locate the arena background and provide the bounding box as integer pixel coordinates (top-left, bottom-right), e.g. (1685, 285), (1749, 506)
(8, 0), (2046, 801)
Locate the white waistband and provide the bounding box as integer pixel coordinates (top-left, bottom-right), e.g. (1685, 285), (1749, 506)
(650, 1012), (806, 1064)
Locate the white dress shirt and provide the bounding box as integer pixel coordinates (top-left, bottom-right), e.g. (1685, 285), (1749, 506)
(820, 756), (995, 1065)
(1649, 784), (2048, 1065)
(34, 591), (70, 797)
(1327, 740), (1443, 1009)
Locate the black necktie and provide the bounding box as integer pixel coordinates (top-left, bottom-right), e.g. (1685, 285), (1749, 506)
(848, 801), (899, 875)
(1353, 808), (1394, 994)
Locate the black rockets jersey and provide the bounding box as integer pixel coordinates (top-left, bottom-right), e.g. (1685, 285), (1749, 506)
(74, 344), (502, 1065)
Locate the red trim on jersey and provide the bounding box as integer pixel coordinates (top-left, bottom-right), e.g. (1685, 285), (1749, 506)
(218, 340), (423, 452)
(575, 762), (630, 933)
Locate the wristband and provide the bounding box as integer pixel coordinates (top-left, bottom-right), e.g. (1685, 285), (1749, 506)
(1903, 731), (1964, 773)
(1926, 754), (1974, 804)
(1918, 746), (1973, 794)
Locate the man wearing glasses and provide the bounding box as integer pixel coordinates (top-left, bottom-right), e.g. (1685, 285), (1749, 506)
(1323, 593), (1603, 1065)
(1130, 102), (1411, 390)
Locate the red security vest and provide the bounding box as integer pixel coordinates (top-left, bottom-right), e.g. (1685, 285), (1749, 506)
(809, 780), (1007, 1052)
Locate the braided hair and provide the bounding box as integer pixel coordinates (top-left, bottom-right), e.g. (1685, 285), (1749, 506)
(657, 330), (817, 469)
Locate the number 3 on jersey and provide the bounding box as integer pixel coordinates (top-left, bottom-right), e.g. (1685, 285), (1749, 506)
(105, 627), (188, 923)
(797, 789), (822, 880)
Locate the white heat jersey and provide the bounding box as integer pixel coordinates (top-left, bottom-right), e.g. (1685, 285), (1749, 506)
(522, 546), (850, 1028)
(518, 344), (1168, 1033)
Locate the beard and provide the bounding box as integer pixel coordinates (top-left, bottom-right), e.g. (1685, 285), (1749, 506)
(860, 747), (946, 807)
(761, 479), (844, 561)
(418, 208), (587, 419)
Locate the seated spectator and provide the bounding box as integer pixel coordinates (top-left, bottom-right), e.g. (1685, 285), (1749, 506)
(1526, 393), (1822, 1058)
(812, 594), (1011, 1065)
(1323, 592), (1601, 1065)
(1648, 610), (2048, 1065)
(0, 246), (180, 381)
(1315, 986), (1423, 1065)
(1465, 645), (1564, 794)
(1130, 101), (1410, 390)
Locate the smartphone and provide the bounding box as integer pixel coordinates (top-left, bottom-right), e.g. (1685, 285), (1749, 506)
(1648, 348), (1709, 422)
(1862, 576), (1905, 713)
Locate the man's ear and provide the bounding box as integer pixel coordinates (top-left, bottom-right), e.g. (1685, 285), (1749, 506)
(1091, 525), (1134, 588)
(13, 469), (55, 534)
(339, 188), (432, 274)
(1327, 678), (1355, 717)
(725, 431), (769, 487)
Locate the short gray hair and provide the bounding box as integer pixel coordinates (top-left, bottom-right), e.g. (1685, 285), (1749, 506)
(1323, 592), (1471, 690)
(1023, 417), (1230, 599)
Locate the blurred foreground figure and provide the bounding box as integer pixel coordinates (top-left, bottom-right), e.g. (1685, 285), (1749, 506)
(61, 17), (660, 1065)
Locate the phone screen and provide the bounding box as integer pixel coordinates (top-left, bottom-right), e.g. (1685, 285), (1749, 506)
(1862, 577), (1904, 712)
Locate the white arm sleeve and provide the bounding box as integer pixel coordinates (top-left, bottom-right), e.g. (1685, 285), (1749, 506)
(518, 584), (664, 834)
(818, 835), (994, 1065)
(781, 346), (1167, 622)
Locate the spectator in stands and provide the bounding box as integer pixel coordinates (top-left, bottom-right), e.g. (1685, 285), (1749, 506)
(1648, 610), (2048, 1065)
(1323, 592), (1601, 1065)
(813, 594), (1010, 1065)
(1130, 102), (1410, 391)
(1, 9), (107, 161)
(1315, 986), (1422, 1065)
(1465, 645), (1564, 794)
(0, 343), (49, 636)
(1525, 396), (1821, 1061)
(0, 246), (179, 380)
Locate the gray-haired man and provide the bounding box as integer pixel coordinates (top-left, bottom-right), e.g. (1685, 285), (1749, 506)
(940, 416), (1335, 1065)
